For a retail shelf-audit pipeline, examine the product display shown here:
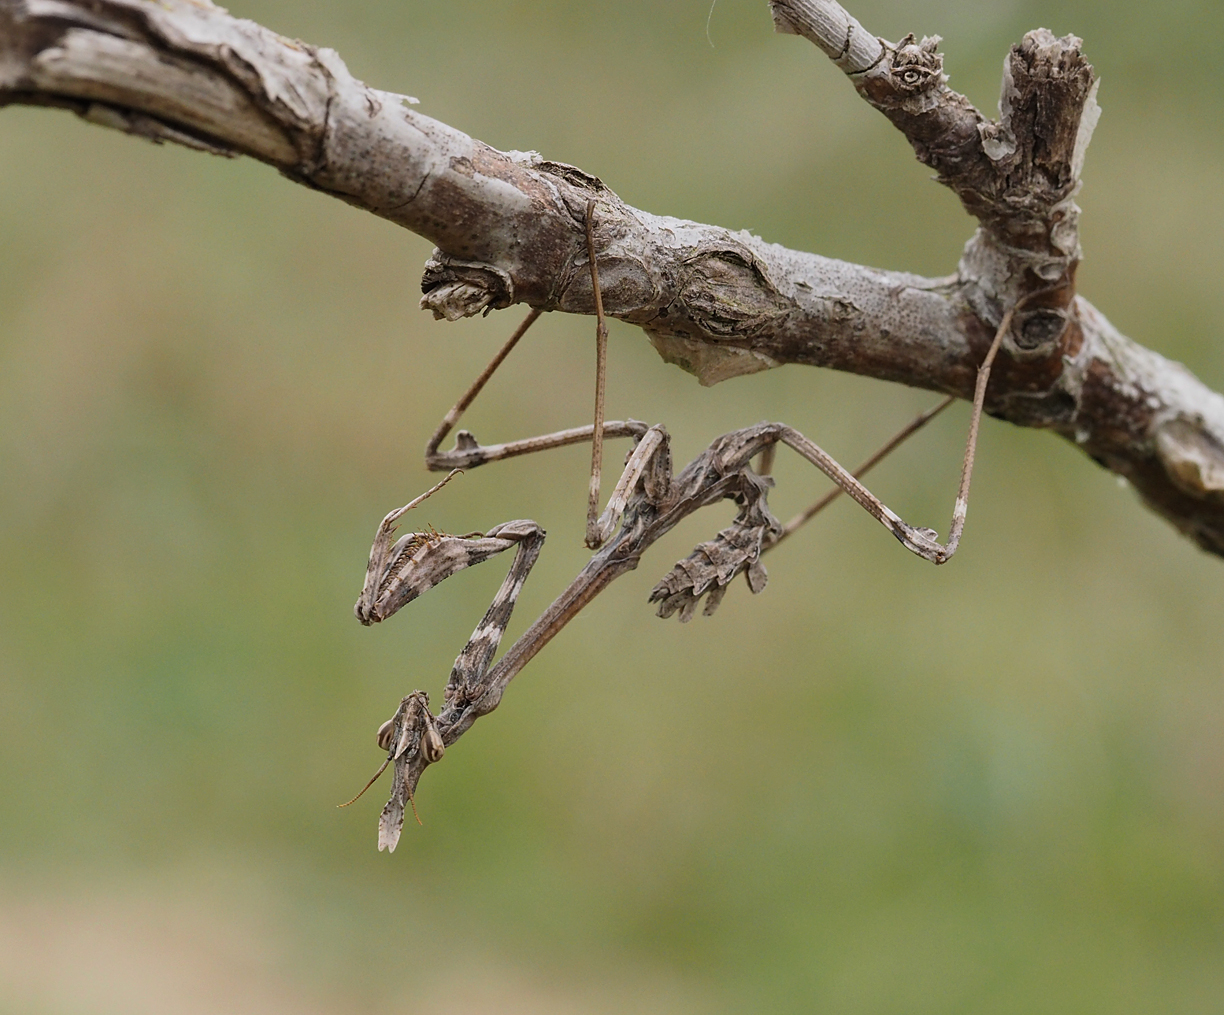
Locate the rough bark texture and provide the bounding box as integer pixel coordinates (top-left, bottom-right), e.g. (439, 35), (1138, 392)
(3, 0), (1224, 554)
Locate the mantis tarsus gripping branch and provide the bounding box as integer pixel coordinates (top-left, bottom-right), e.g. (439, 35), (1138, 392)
(345, 203), (1041, 851)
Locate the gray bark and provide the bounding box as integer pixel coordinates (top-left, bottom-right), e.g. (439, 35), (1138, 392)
(3, 0), (1224, 554)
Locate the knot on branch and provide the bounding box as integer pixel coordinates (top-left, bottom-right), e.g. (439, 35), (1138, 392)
(837, 32), (950, 125)
(420, 255), (514, 320)
(1156, 419), (1224, 501)
(1011, 306), (1069, 356)
(885, 34), (945, 98)
(355, 526), (517, 626)
(678, 248), (791, 339)
(642, 246), (790, 386)
(650, 471), (782, 621)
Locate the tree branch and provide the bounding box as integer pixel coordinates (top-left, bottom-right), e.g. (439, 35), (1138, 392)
(3, 0), (1224, 553)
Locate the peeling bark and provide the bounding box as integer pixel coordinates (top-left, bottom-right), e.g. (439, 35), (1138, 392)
(3, 0), (1224, 555)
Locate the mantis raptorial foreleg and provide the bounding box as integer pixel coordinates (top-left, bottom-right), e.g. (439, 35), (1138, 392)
(442, 519), (546, 709)
(346, 481), (548, 849)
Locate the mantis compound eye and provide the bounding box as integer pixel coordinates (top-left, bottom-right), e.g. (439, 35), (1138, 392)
(421, 722), (445, 763)
(376, 718), (396, 752)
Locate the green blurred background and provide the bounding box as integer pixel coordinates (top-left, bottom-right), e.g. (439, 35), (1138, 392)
(2, 1), (1223, 1012)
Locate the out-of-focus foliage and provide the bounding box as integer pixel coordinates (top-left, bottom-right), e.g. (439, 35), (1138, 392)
(2, 2), (1223, 1012)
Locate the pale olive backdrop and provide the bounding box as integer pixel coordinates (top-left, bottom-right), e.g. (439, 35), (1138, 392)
(2, 2), (1224, 1013)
